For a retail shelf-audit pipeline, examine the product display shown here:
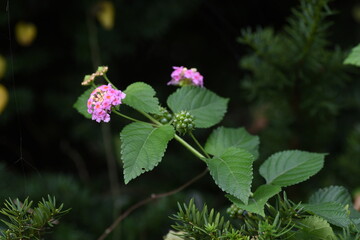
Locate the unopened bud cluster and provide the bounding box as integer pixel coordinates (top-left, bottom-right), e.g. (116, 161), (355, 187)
(172, 110), (195, 135)
(227, 204), (252, 219)
(153, 107), (173, 124)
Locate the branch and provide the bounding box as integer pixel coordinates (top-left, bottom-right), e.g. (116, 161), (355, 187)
(97, 168), (209, 240)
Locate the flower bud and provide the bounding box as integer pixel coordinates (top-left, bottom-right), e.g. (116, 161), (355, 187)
(172, 110), (195, 135)
(153, 107), (173, 124)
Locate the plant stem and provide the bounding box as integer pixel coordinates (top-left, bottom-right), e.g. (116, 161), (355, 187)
(174, 134), (205, 160)
(189, 132), (210, 158)
(138, 110), (161, 125)
(87, 13), (121, 240)
(112, 110), (149, 124)
(97, 168), (209, 240)
(103, 73), (117, 88)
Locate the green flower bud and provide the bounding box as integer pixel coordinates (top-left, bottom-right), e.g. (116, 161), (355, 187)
(153, 107), (173, 124)
(172, 110), (195, 135)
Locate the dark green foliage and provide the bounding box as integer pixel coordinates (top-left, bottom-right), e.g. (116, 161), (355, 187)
(336, 125), (360, 187)
(170, 195), (304, 239)
(0, 196), (70, 240)
(170, 191), (360, 240)
(239, 0), (353, 154)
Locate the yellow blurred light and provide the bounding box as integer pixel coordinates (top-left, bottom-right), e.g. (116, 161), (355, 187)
(0, 55), (6, 79)
(353, 4), (360, 24)
(0, 84), (9, 114)
(96, 1), (115, 30)
(15, 22), (37, 46)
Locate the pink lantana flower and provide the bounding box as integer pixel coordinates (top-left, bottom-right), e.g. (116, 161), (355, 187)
(168, 66), (204, 87)
(87, 84), (126, 123)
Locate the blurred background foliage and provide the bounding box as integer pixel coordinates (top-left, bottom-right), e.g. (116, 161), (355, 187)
(0, 0), (360, 239)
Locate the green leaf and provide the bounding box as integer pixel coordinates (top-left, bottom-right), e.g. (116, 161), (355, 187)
(73, 87), (96, 119)
(309, 186), (352, 206)
(120, 122), (174, 184)
(123, 82), (161, 114)
(302, 202), (351, 228)
(344, 43), (360, 66)
(167, 86), (229, 128)
(204, 126), (259, 159)
(259, 150), (325, 187)
(206, 147), (254, 204)
(226, 184), (281, 217)
(292, 216), (336, 240)
(309, 186), (360, 229)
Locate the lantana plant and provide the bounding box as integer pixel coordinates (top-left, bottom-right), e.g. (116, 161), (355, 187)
(74, 66), (360, 239)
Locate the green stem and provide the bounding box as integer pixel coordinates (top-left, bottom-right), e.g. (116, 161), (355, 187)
(139, 111), (161, 125)
(103, 73), (117, 89)
(189, 132), (210, 158)
(174, 134), (205, 160)
(112, 110), (149, 124)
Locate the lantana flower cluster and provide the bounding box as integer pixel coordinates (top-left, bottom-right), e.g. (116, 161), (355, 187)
(168, 66), (203, 87)
(87, 84), (126, 123)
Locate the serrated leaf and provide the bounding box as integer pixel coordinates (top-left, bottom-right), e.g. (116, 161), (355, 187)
(309, 186), (360, 229)
(73, 87), (96, 119)
(302, 202), (351, 228)
(206, 147), (254, 204)
(167, 86), (229, 128)
(309, 185), (352, 206)
(226, 184), (281, 217)
(123, 82), (161, 114)
(352, 218), (360, 233)
(292, 216), (336, 240)
(259, 150), (325, 187)
(205, 126), (259, 159)
(120, 122), (174, 184)
(344, 43), (360, 66)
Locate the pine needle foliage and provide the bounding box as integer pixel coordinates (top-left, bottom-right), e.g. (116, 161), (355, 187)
(170, 192), (360, 240)
(0, 196), (70, 240)
(239, 0), (351, 151)
(170, 199), (247, 240)
(228, 192), (306, 239)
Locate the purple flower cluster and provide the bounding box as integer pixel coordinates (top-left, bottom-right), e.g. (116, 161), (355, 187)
(87, 84), (126, 123)
(168, 66), (203, 87)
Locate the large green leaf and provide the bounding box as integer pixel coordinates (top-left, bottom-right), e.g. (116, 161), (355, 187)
(226, 184), (281, 217)
(73, 87), (96, 119)
(291, 216), (336, 240)
(344, 43), (360, 66)
(259, 150), (325, 187)
(309, 186), (352, 206)
(123, 82), (161, 114)
(302, 202), (351, 228)
(204, 126), (259, 159)
(206, 147), (254, 204)
(120, 122), (174, 184)
(166, 86), (229, 128)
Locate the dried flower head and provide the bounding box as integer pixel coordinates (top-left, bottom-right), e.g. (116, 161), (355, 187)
(87, 84), (126, 123)
(81, 66), (109, 86)
(168, 66), (203, 87)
